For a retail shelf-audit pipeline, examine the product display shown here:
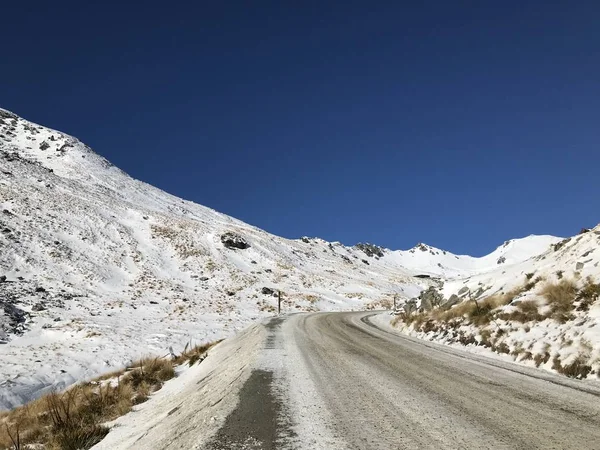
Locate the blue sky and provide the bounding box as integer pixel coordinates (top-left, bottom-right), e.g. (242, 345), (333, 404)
(2, 1), (599, 256)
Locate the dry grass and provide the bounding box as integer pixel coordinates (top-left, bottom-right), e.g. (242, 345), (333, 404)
(125, 357), (175, 390)
(173, 341), (221, 367)
(497, 299), (543, 323)
(432, 293), (512, 326)
(542, 279), (578, 323)
(0, 341), (220, 450)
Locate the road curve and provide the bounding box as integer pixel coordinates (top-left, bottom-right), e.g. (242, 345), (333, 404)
(211, 311), (600, 449)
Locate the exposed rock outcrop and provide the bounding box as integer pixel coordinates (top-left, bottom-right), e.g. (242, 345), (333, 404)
(355, 243), (384, 258)
(220, 232), (250, 250)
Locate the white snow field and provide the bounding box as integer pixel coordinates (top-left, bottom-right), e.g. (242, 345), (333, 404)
(0, 107), (596, 411)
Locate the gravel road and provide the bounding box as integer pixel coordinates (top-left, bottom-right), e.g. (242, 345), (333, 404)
(212, 311), (600, 449)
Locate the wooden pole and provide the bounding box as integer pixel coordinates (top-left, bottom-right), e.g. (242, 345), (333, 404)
(278, 291), (281, 314)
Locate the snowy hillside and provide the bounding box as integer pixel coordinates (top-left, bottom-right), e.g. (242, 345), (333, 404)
(393, 222), (600, 379)
(0, 107), (567, 409)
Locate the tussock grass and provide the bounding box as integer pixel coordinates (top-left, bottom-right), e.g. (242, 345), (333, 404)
(497, 299), (543, 323)
(542, 279), (578, 323)
(127, 357), (175, 390)
(0, 341), (220, 450)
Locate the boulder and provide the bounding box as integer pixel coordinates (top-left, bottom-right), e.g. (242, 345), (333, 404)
(419, 286), (443, 311)
(221, 232), (250, 250)
(458, 286), (470, 296)
(261, 287), (276, 296)
(401, 299), (418, 316)
(553, 238), (571, 252)
(441, 294), (461, 310)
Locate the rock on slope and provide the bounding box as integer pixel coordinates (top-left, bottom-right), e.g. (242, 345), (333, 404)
(0, 107), (565, 409)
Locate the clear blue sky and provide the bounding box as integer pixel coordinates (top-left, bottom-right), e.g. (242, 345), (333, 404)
(2, 1), (599, 256)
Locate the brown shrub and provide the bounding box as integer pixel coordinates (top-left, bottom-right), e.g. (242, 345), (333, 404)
(458, 332), (477, 346)
(492, 342), (510, 354)
(520, 351), (533, 361)
(576, 277), (600, 312)
(552, 354), (592, 379)
(421, 320), (438, 334)
(533, 350), (551, 367)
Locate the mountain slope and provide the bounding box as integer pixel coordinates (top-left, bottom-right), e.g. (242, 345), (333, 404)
(0, 108), (566, 409)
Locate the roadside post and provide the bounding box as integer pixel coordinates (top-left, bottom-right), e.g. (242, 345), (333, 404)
(278, 291), (282, 314)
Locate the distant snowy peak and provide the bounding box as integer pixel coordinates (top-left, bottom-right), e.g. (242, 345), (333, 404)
(381, 235), (563, 278)
(486, 235), (562, 266)
(407, 243), (448, 255)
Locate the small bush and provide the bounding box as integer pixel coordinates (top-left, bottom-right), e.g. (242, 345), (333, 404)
(458, 332), (477, 346)
(552, 354), (592, 379)
(421, 320), (438, 334)
(520, 351), (533, 361)
(576, 277), (600, 312)
(533, 349), (551, 367)
(492, 342), (510, 354)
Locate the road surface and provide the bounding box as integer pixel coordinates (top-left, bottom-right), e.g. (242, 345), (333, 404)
(209, 311), (600, 449)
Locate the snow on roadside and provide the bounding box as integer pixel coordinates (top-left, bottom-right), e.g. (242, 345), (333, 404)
(92, 320), (267, 450)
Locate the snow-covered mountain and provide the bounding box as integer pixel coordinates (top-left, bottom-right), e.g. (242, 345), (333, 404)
(0, 108), (575, 409)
